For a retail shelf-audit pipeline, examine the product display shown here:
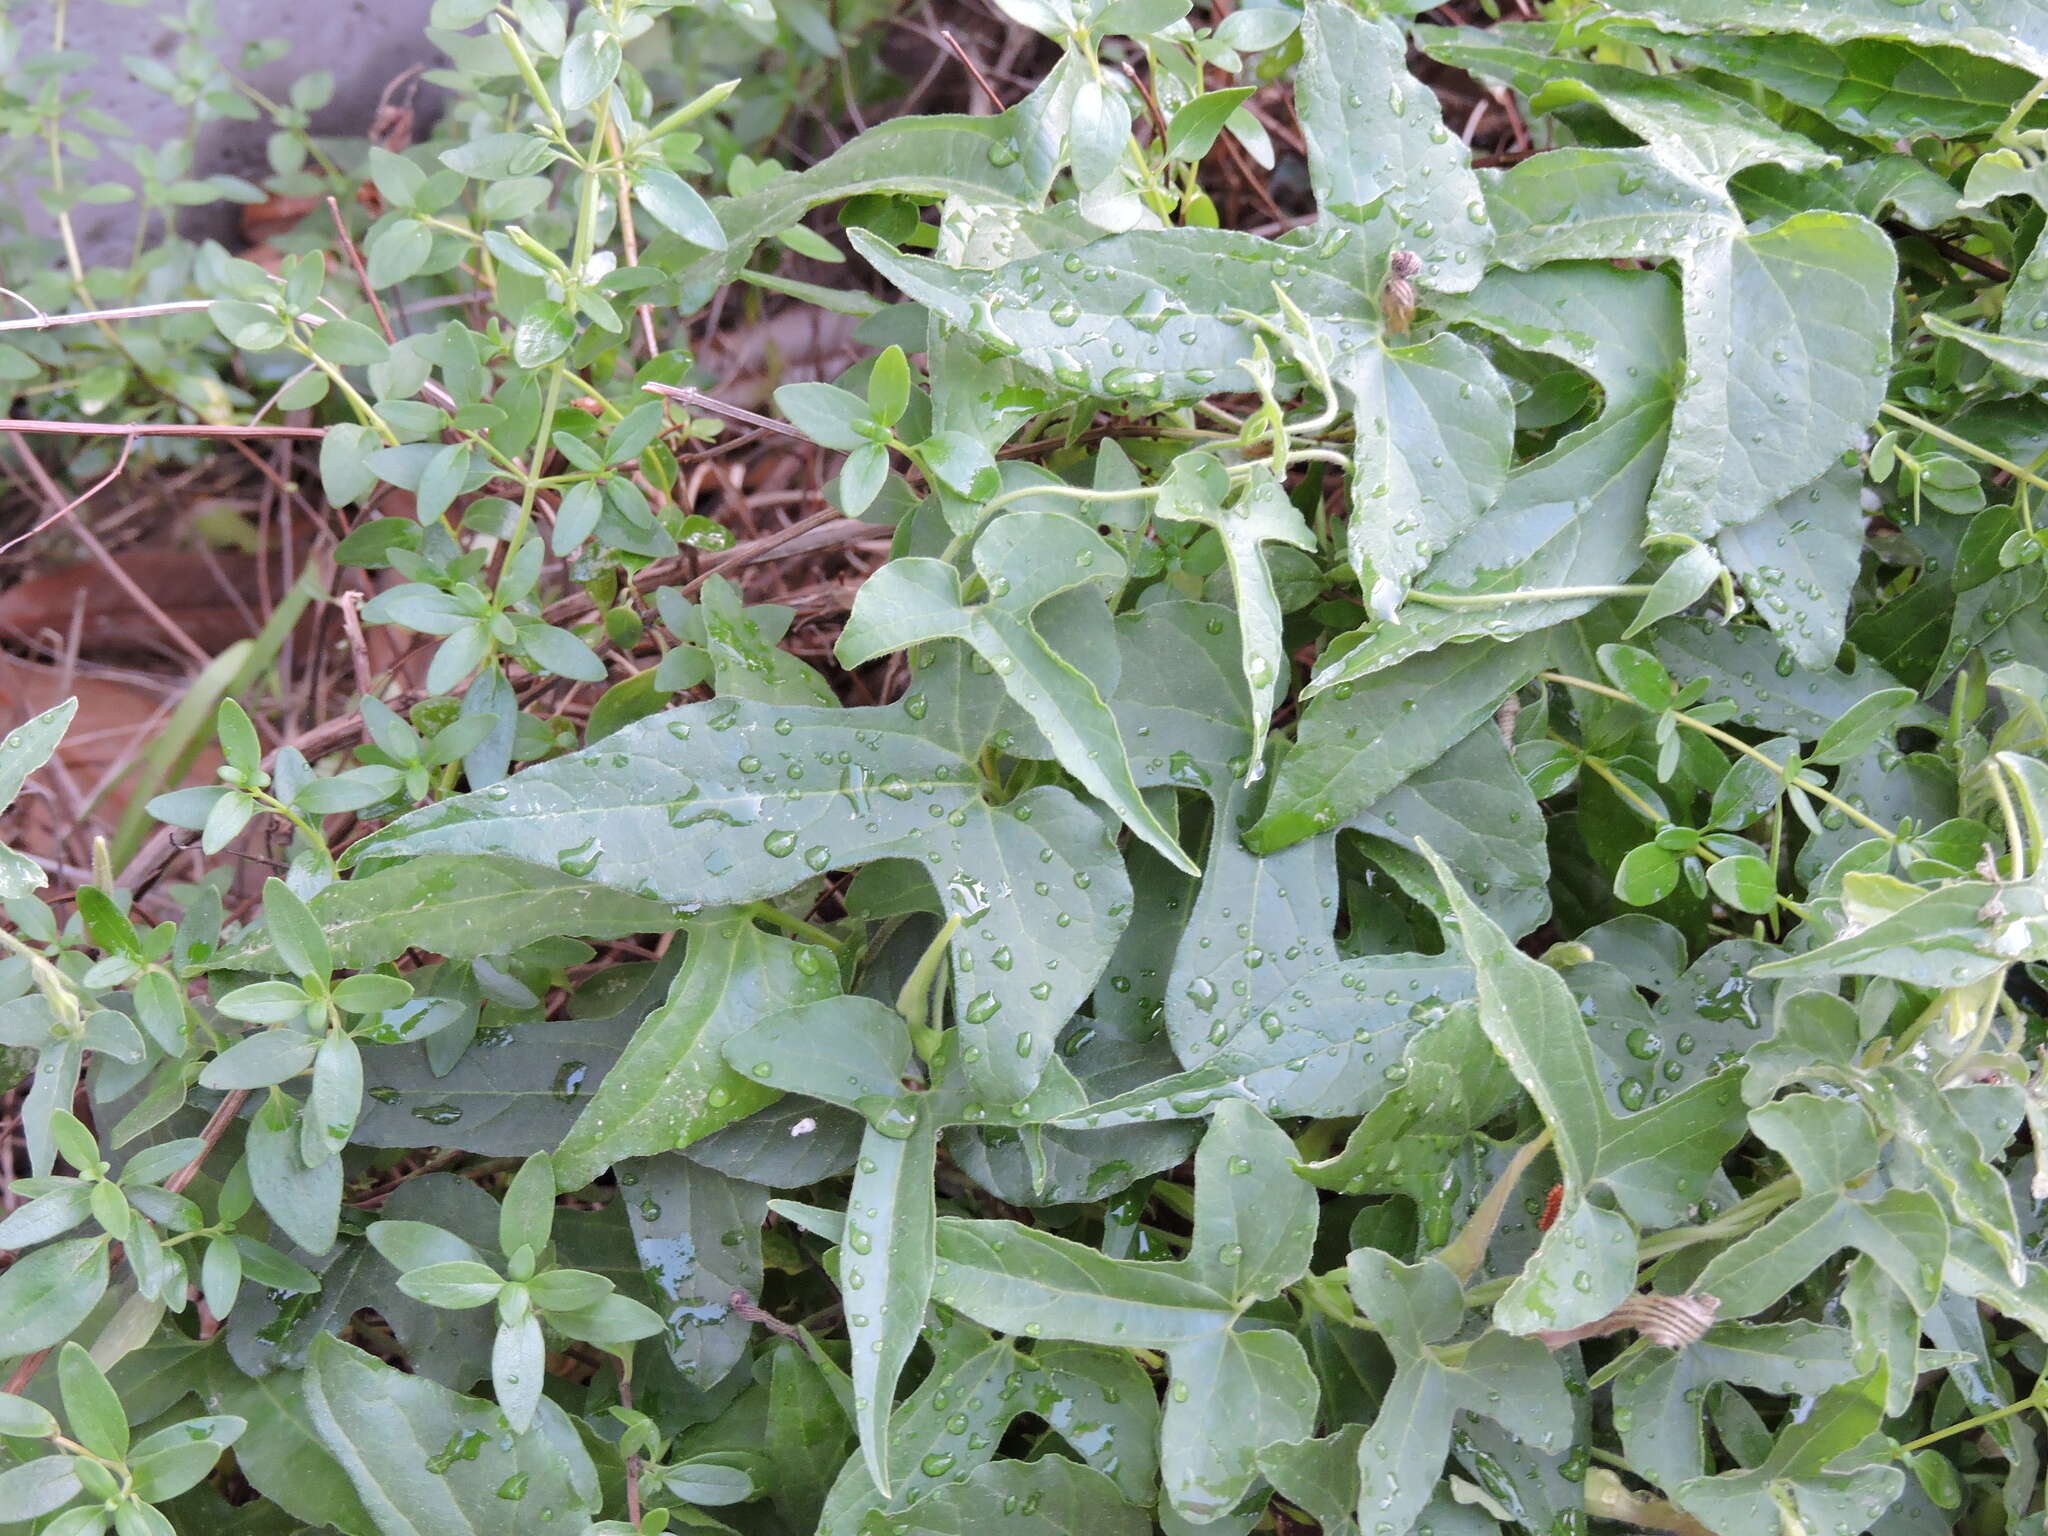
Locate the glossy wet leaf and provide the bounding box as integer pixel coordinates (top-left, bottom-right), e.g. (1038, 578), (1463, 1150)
(1251, 633), (1549, 851)
(551, 914), (839, 1189)
(873, 1453), (1149, 1536)
(1309, 263), (1681, 689)
(1297, 2), (1491, 289)
(838, 508), (1191, 871)
(302, 1333), (601, 1534)
(1344, 1251), (1571, 1535)
(1672, 1368), (1902, 1536)
(1154, 459), (1313, 767)
(852, 226), (1374, 405)
(621, 1154), (765, 1388)
(1424, 846), (1748, 1332)
(1612, 1320), (1858, 1489)
(354, 693), (1130, 1102)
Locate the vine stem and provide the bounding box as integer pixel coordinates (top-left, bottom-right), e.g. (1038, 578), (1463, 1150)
(0, 298), (213, 333)
(1881, 403), (2048, 496)
(1408, 583), (1653, 610)
(1891, 1387), (2046, 1457)
(1541, 672), (1901, 844)
(0, 419), (324, 439)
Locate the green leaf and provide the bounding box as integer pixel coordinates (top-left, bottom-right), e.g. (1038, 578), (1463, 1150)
(499, 1150), (557, 1254)
(673, 107), (1057, 304)
(1755, 879), (2033, 989)
(200, 1030), (320, 1090)
(1425, 26), (1833, 185)
(1707, 854), (1778, 913)
(0, 1458), (83, 1522)
(0, 1236), (108, 1356)
(1813, 686), (1918, 766)
(884, 1456), (1149, 1536)
(1347, 722), (1552, 939)
(1486, 150), (1894, 541)
(1609, 23), (2041, 138)
(1612, 1320), (1857, 1490)
(1926, 311), (2048, 378)
(1692, 1096), (1948, 1317)
(1186, 1100), (1316, 1303)
(1154, 459), (1313, 768)
(851, 226), (1374, 405)
(1717, 463), (1867, 668)
(1595, 0), (2048, 74)
(839, 1107), (938, 1496)
(1422, 846), (1748, 1332)
(838, 509), (1191, 871)
(1652, 620), (1925, 740)
(724, 995), (910, 1113)
(622, 1155), (766, 1387)
(1250, 633), (1549, 851)
(814, 1324), (1020, 1535)
(774, 380), (872, 451)
(0, 698), (75, 896)
(1165, 87), (1257, 161)
(1309, 263), (1680, 690)
(350, 959), (672, 1156)
(263, 876), (332, 982)
(57, 1342), (126, 1459)
(1672, 1368), (1902, 1536)
(0, 1389), (59, 1437)
(354, 692), (1130, 1103)
(247, 1091), (341, 1255)
(1336, 331), (1516, 615)
(1035, 1342), (1162, 1500)
(1344, 1251), (1571, 1534)
(765, 1338), (853, 1531)
(513, 300), (575, 367)
(551, 913), (839, 1189)
(557, 28), (621, 110)
(695, 575), (836, 706)
(1059, 774), (1477, 1128)
(302, 1333), (601, 1533)
(1297, 1), (1490, 289)
(863, 1102), (1330, 1520)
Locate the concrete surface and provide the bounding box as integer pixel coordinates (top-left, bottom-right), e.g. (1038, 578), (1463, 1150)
(9, 0), (440, 260)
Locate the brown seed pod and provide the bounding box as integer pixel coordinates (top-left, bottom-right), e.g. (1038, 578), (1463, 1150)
(1382, 249), (1422, 334)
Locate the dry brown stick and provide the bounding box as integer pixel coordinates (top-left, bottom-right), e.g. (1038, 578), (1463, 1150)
(1883, 219), (2011, 282)
(605, 122), (662, 359)
(0, 432), (137, 560)
(0, 297), (213, 333)
(641, 381), (804, 440)
(1119, 61), (1172, 145)
(940, 28), (1007, 111)
(338, 590), (376, 699)
(0, 419), (326, 440)
(2, 436), (215, 668)
(327, 197), (397, 344)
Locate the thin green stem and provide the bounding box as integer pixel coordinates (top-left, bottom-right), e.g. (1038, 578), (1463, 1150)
(1544, 673), (1900, 844)
(747, 902), (844, 954)
(1572, 748), (1665, 823)
(1994, 75), (2048, 144)
(1892, 1388), (2045, 1457)
(1633, 1174), (1799, 1262)
(1408, 584), (1653, 611)
(1882, 404), (2048, 496)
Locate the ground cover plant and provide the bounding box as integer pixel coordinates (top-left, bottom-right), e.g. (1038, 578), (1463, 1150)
(2, 0), (2048, 1530)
